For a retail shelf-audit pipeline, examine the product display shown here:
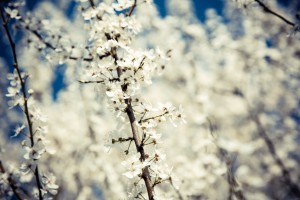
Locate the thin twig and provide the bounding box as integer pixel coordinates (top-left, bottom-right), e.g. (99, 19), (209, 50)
(170, 182), (184, 200)
(139, 111), (168, 123)
(1, 9), (44, 200)
(20, 18), (94, 62)
(127, 0), (137, 16)
(254, 0), (295, 26)
(78, 80), (104, 84)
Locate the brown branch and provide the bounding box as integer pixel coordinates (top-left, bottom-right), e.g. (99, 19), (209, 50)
(139, 111), (168, 123)
(126, 0), (137, 17)
(254, 0), (295, 26)
(26, 26), (56, 50)
(125, 100), (154, 200)
(1, 9), (44, 200)
(114, 60), (154, 199)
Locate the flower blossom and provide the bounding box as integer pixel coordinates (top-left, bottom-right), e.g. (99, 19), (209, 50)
(5, 8), (21, 19)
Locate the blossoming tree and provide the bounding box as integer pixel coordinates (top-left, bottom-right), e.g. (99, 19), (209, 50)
(1, 0), (300, 199)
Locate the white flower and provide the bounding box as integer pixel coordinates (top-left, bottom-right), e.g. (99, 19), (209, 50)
(30, 108), (47, 123)
(128, 184), (146, 199)
(151, 164), (172, 180)
(42, 173), (59, 195)
(122, 154), (149, 179)
(11, 124), (26, 137)
(158, 102), (175, 113)
(170, 175), (181, 190)
(5, 8), (21, 19)
(6, 86), (20, 98)
(7, 70), (20, 86)
(146, 129), (161, 140)
(113, 0), (134, 11)
(139, 119), (158, 130)
(23, 141), (45, 161)
(82, 8), (98, 20)
(20, 162), (34, 174)
(140, 102), (158, 112)
(7, 94), (24, 109)
(96, 40), (119, 55)
(98, 3), (114, 14)
(169, 105), (187, 127)
(153, 149), (166, 162)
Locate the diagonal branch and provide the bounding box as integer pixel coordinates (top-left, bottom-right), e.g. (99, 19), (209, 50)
(254, 0), (295, 26)
(127, 0), (137, 17)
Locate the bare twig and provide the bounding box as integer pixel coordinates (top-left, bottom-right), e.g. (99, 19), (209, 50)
(127, 0), (137, 17)
(170, 181), (184, 200)
(1, 9), (44, 200)
(254, 0), (295, 26)
(139, 111), (168, 123)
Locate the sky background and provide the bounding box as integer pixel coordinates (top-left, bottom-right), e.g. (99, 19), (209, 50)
(153, 0), (223, 21)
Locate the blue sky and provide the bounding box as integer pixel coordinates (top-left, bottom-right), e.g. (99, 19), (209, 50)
(153, 0), (224, 21)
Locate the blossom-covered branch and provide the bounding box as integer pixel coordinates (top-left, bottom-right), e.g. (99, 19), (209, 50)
(1, 5), (58, 199)
(1, 8), (44, 200)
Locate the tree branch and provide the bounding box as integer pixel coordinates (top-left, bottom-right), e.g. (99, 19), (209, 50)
(254, 0), (295, 26)
(127, 0), (137, 17)
(116, 61), (155, 199)
(1, 9), (44, 200)
(125, 100), (155, 200)
(20, 18), (94, 62)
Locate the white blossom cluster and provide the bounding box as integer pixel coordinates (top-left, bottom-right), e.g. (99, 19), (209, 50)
(78, 1), (186, 198)
(2, 2), (59, 197)
(1, 0), (300, 200)
(5, 68), (58, 198)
